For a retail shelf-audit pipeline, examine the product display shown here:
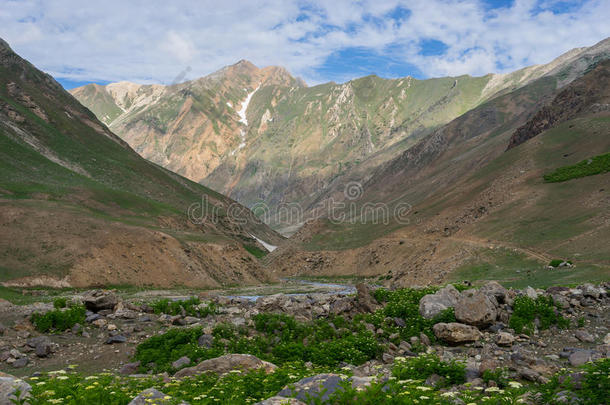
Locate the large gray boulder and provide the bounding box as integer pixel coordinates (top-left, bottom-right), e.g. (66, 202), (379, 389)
(433, 322), (482, 344)
(277, 374), (374, 404)
(479, 281), (508, 304)
(174, 354), (277, 378)
(0, 373), (31, 405)
(454, 290), (497, 327)
(419, 285), (461, 319)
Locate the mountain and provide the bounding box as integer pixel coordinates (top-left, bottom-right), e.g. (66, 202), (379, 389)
(266, 57), (610, 288)
(0, 39), (282, 288)
(72, 39), (610, 234)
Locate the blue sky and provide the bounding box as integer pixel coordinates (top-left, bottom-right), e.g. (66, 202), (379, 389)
(1, 0), (609, 88)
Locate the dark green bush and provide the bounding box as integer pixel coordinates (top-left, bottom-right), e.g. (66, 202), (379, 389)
(549, 259), (572, 267)
(134, 327), (222, 373)
(509, 295), (569, 334)
(482, 367), (510, 388)
(31, 305), (86, 333)
(53, 297), (67, 309)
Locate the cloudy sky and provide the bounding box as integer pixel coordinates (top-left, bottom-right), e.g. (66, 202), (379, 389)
(1, 0), (609, 88)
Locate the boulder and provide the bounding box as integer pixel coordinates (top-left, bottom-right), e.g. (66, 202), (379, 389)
(454, 291), (497, 327)
(433, 322), (482, 344)
(105, 335), (127, 344)
(174, 354), (277, 378)
(569, 350), (593, 366)
(479, 281), (508, 304)
(524, 287), (538, 300)
(277, 374), (374, 404)
(419, 285), (461, 319)
(0, 374), (31, 404)
(128, 388), (187, 405)
(83, 290), (119, 312)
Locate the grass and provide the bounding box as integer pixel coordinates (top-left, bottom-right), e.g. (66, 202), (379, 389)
(31, 305), (86, 333)
(509, 295), (570, 335)
(448, 247), (609, 289)
(243, 244), (267, 258)
(543, 152), (610, 182)
(150, 297), (217, 317)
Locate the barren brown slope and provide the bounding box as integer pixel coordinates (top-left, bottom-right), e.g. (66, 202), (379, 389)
(266, 61), (610, 288)
(0, 38), (281, 288)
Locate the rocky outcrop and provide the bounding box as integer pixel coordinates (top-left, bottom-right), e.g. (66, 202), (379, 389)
(174, 354), (277, 378)
(277, 374), (374, 404)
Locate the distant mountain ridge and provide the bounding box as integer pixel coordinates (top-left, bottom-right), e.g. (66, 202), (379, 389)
(71, 38), (610, 234)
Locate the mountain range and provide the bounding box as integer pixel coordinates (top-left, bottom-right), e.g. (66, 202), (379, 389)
(1, 36), (608, 289)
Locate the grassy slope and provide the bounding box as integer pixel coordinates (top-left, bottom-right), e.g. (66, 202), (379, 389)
(0, 40), (279, 285)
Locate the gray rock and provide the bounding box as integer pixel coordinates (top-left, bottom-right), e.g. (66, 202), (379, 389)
(85, 313), (102, 323)
(433, 322), (482, 344)
(355, 283), (379, 313)
(419, 284), (461, 319)
(128, 388), (187, 405)
(12, 357), (28, 368)
(174, 354), (277, 378)
(198, 334), (214, 348)
(569, 350), (593, 366)
(83, 290), (119, 312)
(524, 286), (538, 300)
(119, 361), (141, 375)
(496, 331), (515, 347)
(278, 373), (374, 404)
(35, 341), (52, 357)
(480, 281), (508, 304)
(575, 330), (595, 343)
(604, 333), (610, 345)
(0, 374), (31, 404)
(172, 356), (191, 369)
(106, 335), (127, 344)
(454, 291), (497, 327)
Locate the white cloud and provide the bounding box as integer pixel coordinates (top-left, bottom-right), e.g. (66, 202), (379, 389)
(0, 0), (609, 85)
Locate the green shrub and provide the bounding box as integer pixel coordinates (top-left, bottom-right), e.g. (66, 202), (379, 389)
(482, 367), (510, 388)
(53, 297), (67, 309)
(548, 259), (572, 267)
(150, 297), (216, 317)
(509, 295), (569, 335)
(543, 152), (610, 183)
(364, 287), (455, 343)
(31, 305), (86, 333)
(134, 327), (222, 373)
(392, 354), (466, 387)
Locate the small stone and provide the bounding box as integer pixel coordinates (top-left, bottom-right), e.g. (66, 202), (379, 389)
(496, 331), (515, 347)
(574, 330), (595, 343)
(198, 334), (214, 348)
(106, 335), (127, 344)
(382, 353), (394, 363)
(433, 322), (482, 344)
(119, 361), (141, 375)
(12, 357), (28, 368)
(107, 324), (117, 331)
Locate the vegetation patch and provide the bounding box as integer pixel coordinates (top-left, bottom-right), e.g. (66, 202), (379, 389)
(243, 244), (267, 258)
(392, 354), (466, 387)
(150, 297), (216, 317)
(31, 305), (86, 333)
(543, 152), (610, 182)
(509, 295), (570, 335)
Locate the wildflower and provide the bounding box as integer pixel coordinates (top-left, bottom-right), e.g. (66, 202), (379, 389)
(508, 381), (523, 389)
(485, 387), (503, 393)
(85, 385), (96, 390)
(441, 392), (457, 398)
(416, 386), (432, 391)
(56, 376), (69, 380)
(420, 396), (429, 400)
(85, 376), (98, 380)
